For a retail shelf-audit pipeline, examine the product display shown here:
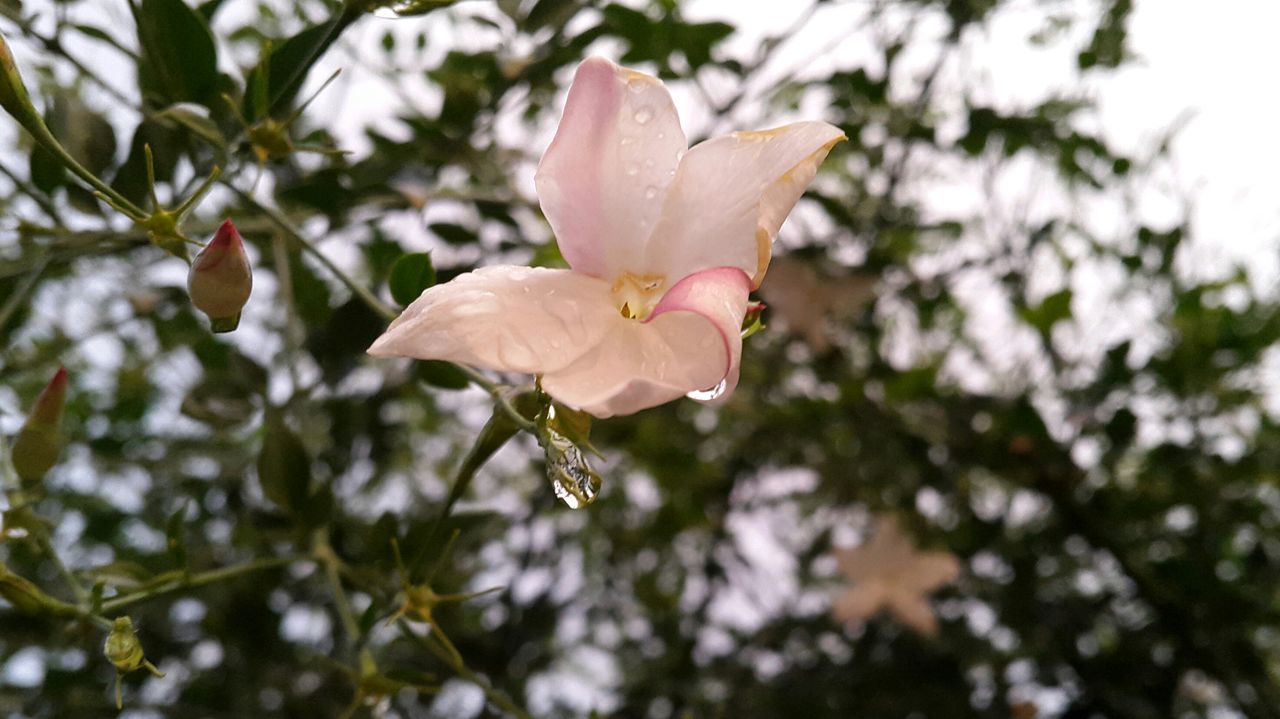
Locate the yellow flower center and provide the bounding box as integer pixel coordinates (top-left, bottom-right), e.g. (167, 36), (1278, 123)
(611, 272), (666, 321)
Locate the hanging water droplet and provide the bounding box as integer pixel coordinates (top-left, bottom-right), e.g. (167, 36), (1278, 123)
(542, 427), (602, 509)
(686, 377), (728, 401)
(634, 107), (653, 124)
(373, 0), (446, 17)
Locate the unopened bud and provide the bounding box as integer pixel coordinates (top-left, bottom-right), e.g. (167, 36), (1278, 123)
(11, 367), (68, 488)
(188, 220), (253, 333)
(104, 617), (146, 672)
(104, 616), (163, 709)
(0, 32), (43, 134)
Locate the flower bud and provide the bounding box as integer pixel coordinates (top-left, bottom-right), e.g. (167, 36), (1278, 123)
(0, 31), (43, 135)
(104, 616), (163, 709)
(11, 367), (68, 488)
(188, 220), (253, 333)
(103, 617), (146, 673)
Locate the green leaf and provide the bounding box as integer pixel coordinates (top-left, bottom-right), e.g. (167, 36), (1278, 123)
(29, 144), (64, 194)
(132, 0), (219, 107)
(388, 252), (436, 305)
(256, 411), (313, 515)
(1019, 288), (1073, 335)
(243, 9), (357, 121)
(416, 360), (470, 390)
(428, 223), (475, 245)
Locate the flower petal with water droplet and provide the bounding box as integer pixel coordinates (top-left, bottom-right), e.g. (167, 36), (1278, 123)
(535, 57), (686, 279)
(368, 266), (617, 375)
(541, 267), (750, 417)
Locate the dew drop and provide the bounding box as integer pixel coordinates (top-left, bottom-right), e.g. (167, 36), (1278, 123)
(644, 186), (659, 200)
(620, 137), (636, 147)
(543, 428), (603, 509)
(644, 158), (655, 168)
(656, 131), (665, 140)
(686, 377), (728, 401)
(625, 163), (640, 176)
(627, 78), (647, 93)
(634, 107), (653, 124)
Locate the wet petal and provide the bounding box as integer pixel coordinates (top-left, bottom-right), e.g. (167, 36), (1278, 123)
(535, 57), (687, 279)
(642, 121), (845, 286)
(540, 267), (750, 417)
(368, 266), (616, 375)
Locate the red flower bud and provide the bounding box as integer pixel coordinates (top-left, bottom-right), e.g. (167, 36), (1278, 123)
(11, 367), (68, 488)
(188, 220), (253, 333)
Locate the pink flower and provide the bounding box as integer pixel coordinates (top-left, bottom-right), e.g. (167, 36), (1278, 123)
(369, 57), (844, 417)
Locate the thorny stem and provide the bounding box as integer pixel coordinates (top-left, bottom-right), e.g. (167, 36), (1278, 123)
(399, 620), (532, 719)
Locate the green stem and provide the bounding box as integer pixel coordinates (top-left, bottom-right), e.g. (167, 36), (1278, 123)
(0, 259), (45, 335)
(101, 554), (303, 613)
(400, 620), (531, 719)
(33, 529), (89, 605)
(314, 530), (378, 676)
(226, 182), (395, 322)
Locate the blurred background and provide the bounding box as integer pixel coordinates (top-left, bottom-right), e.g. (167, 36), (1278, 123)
(1, 0), (1279, 717)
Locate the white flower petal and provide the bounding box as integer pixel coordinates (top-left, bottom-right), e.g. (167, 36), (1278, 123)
(368, 266), (615, 375)
(642, 121), (845, 286)
(535, 57), (687, 280)
(540, 267), (750, 417)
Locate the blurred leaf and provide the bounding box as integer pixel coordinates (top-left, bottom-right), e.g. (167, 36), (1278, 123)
(416, 360), (470, 390)
(1020, 288), (1073, 335)
(243, 9), (357, 121)
(388, 252), (436, 305)
(132, 0), (219, 107)
(257, 411), (312, 515)
(428, 223), (475, 245)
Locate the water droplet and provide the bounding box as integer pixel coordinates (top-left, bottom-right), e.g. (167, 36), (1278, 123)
(625, 163), (639, 176)
(656, 131), (665, 140)
(542, 428), (602, 509)
(620, 137), (637, 147)
(686, 377), (728, 401)
(634, 107), (653, 125)
(627, 78), (647, 93)
(644, 158), (654, 168)
(644, 186), (658, 200)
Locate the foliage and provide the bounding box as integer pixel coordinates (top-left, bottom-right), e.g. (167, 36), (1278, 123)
(1, 1), (1277, 718)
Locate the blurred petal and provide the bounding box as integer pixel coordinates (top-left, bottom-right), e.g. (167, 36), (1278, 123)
(886, 594), (941, 637)
(368, 266), (615, 375)
(642, 122), (845, 286)
(541, 267), (750, 417)
(899, 551), (962, 593)
(832, 582), (889, 623)
(535, 57), (686, 279)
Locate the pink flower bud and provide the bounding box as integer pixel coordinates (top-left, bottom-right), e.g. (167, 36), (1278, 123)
(188, 220), (253, 333)
(12, 367), (68, 487)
